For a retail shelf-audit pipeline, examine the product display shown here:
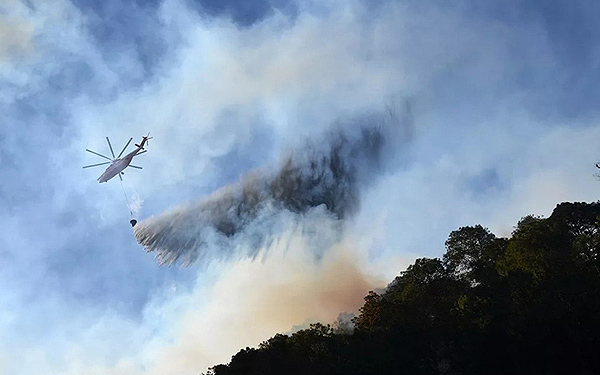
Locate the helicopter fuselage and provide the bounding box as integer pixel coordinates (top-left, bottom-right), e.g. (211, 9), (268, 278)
(98, 148), (141, 183)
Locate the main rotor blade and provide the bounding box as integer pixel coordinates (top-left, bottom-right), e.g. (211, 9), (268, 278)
(86, 149), (112, 161)
(117, 137), (133, 158)
(83, 161), (111, 168)
(106, 137), (116, 159)
(136, 150), (147, 156)
(128, 165), (142, 169)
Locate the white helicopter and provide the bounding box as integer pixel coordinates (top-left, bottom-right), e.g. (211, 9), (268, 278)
(84, 134), (151, 183)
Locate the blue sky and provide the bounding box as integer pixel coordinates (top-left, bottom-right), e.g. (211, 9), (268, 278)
(1, 0), (600, 373)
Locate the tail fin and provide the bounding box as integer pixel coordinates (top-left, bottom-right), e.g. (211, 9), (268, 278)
(135, 133), (152, 149)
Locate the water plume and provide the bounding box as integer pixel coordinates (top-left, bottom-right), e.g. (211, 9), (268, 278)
(134, 101), (414, 265)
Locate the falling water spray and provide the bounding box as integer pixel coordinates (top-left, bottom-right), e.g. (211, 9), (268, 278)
(134, 101), (414, 265)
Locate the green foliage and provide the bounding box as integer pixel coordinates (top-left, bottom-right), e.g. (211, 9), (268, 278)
(444, 224), (496, 281)
(207, 201), (600, 375)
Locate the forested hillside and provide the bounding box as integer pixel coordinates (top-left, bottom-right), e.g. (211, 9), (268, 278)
(206, 202), (600, 375)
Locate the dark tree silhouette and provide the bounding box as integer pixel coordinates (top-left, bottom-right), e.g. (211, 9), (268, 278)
(206, 202), (600, 375)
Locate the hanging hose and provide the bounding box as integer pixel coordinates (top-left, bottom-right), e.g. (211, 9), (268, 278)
(119, 178), (137, 227)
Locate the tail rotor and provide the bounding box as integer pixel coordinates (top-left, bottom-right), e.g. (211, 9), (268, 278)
(135, 133), (152, 149)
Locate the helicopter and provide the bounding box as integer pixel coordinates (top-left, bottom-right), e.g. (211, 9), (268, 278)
(83, 133), (151, 183)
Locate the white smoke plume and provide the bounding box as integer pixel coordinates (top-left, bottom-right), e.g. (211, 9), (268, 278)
(134, 101), (414, 265)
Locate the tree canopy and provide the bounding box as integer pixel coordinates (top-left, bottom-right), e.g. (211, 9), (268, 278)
(205, 202), (600, 375)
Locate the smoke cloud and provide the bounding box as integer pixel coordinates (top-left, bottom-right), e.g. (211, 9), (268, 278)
(140, 238), (387, 375)
(134, 101), (414, 265)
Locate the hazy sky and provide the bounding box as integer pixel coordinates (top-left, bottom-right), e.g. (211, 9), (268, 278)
(1, 0), (600, 373)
